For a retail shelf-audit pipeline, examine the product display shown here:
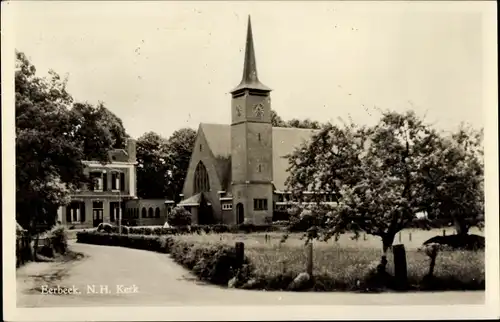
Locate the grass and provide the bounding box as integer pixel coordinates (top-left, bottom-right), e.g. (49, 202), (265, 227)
(173, 228), (485, 291)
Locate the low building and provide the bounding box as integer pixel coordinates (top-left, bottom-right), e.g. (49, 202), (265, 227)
(123, 199), (174, 226)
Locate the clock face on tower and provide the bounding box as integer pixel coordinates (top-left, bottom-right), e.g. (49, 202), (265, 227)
(253, 102), (265, 118)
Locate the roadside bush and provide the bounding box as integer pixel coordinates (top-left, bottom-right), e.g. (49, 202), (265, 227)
(170, 240), (253, 286)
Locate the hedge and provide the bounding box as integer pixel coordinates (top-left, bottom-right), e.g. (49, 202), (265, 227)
(124, 223), (285, 236)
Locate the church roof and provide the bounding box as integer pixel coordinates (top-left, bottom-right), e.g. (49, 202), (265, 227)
(177, 193), (212, 206)
(199, 123), (318, 191)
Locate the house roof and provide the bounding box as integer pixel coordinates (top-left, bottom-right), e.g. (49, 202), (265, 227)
(199, 123), (318, 191)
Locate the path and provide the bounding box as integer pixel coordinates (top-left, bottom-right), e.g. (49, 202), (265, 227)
(17, 241), (485, 307)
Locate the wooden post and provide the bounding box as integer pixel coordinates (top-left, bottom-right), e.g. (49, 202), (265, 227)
(398, 232), (401, 242)
(363, 233), (366, 241)
(235, 242), (245, 268)
(392, 244), (408, 290)
(443, 229), (446, 236)
(409, 232), (412, 242)
(306, 242), (313, 276)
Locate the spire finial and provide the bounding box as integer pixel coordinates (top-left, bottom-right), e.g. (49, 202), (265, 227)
(231, 15), (271, 94)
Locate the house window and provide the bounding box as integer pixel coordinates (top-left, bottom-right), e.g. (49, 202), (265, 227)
(142, 208), (147, 218)
(194, 161), (210, 193)
(222, 203), (232, 210)
(148, 207), (153, 218)
(253, 199), (268, 211)
(155, 207), (160, 218)
(110, 202), (120, 222)
(200, 144), (202, 152)
(111, 172), (121, 190)
(258, 164), (262, 172)
(66, 202), (85, 223)
(90, 172), (103, 191)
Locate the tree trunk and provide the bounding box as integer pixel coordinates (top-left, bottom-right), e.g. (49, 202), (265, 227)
(379, 233), (396, 272)
(454, 218), (469, 236)
(33, 233), (39, 261)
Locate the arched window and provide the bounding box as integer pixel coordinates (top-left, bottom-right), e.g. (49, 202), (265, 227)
(142, 208), (147, 218)
(155, 207), (160, 218)
(194, 161), (210, 193)
(148, 207), (153, 218)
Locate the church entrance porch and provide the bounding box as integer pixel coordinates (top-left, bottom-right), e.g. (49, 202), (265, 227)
(236, 203), (244, 224)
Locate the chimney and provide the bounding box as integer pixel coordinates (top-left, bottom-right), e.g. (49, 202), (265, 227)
(127, 139), (136, 163)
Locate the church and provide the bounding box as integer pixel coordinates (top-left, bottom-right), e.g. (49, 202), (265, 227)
(178, 16), (333, 225)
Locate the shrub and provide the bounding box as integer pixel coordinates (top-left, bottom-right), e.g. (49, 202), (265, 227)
(423, 234), (485, 250)
(168, 207), (192, 226)
(49, 225), (68, 254)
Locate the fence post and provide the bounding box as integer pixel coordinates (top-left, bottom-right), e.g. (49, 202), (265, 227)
(392, 244), (408, 290)
(363, 233), (367, 241)
(443, 229), (446, 236)
(398, 232), (401, 243)
(306, 242), (313, 276)
(235, 242), (245, 269)
(408, 232), (412, 242)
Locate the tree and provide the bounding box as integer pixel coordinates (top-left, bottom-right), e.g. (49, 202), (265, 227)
(286, 111), (443, 271)
(15, 51), (128, 256)
(167, 206), (192, 226)
(70, 102), (129, 161)
(165, 128), (196, 203)
(136, 131), (170, 199)
(421, 124), (484, 235)
(271, 109), (286, 127)
(271, 109), (321, 129)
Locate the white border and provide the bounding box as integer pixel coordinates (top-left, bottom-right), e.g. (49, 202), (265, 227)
(3, 1), (499, 321)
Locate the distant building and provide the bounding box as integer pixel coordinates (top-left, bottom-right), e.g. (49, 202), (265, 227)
(59, 140), (138, 228)
(178, 17), (335, 225)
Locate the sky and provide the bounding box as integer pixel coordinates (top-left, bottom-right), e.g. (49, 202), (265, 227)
(12, 1), (488, 140)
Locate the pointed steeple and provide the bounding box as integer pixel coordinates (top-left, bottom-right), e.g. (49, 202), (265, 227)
(231, 15), (271, 94)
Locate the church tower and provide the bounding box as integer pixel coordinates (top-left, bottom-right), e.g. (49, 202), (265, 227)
(230, 16), (273, 225)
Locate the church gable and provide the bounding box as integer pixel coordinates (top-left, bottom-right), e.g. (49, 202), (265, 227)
(182, 125), (225, 198)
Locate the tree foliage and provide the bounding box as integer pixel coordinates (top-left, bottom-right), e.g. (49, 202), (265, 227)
(285, 110), (484, 269)
(136, 131), (170, 199)
(136, 128), (196, 201)
(167, 206), (192, 226)
(271, 109), (322, 129)
(420, 124), (484, 235)
(15, 51), (128, 237)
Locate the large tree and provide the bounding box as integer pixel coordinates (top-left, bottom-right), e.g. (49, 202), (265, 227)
(286, 111), (445, 271)
(136, 131), (170, 199)
(165, 128), (196, 203)
(15, 51), (128, 251)
(421, 124), (484, 235)
(136, 128), (196, 202)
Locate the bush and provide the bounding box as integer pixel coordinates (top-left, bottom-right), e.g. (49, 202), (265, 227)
(168, 207), (192, 226)
(49, 225), (68, 254)
(423, 234), (485, 250)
